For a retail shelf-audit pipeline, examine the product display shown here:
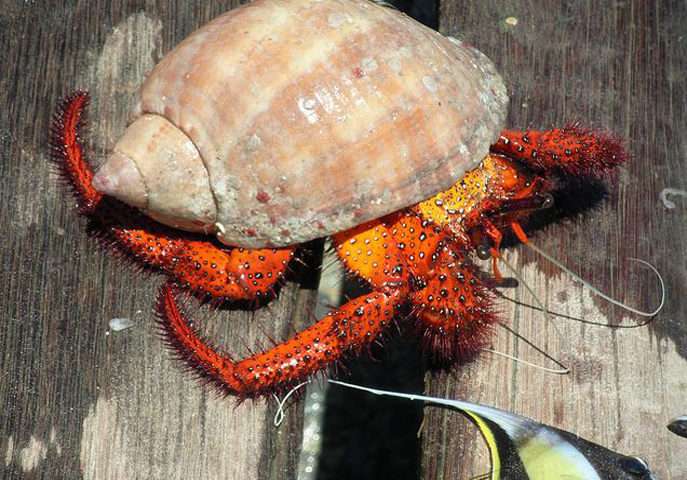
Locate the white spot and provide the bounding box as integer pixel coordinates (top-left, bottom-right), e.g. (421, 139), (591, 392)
(422, 76), (438, 93)
(255, 101), (270, 114)
(297, 95), (319, 124)
(361, 57), (378, 75)
(659, 187), (687, 210)
(328, 12), (350, 28)
(108, 317), (135, 332)
(215, 222), (226, 236)
(20, 437), (47, 472)
(314, 86), (336, 113)
(387, 57), (402, 73)
(245, 134), (262, 152)
(505, 16), (519, 26)
(399, 46), (412, 58)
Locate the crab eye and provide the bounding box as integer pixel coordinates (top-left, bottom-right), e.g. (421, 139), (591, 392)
(475, 243), (492, 260)
(619, 456), (650, 476)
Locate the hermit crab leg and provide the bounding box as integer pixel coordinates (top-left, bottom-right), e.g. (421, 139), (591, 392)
(51, 91), (292, 301)
(409, 247), (497, 365)
(157, 211), (412, 396)
(491, 125), (627, 176)
(156, 283), (404, 398)
(50, 91), (102, 213)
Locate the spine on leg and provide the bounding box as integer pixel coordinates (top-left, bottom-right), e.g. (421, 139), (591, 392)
(156, 284), (402, 399)
(492, 125), (627, 176)
(50, 91), (102, 213)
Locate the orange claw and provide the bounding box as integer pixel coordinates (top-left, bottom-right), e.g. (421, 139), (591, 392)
(492, 125), (627, 177)
(411, 247), (496, 365)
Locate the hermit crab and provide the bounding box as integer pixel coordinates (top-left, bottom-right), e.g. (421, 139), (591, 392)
(52, 0), (630, 399)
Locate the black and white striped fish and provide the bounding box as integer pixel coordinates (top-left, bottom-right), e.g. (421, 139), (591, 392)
(330, 381), (662, 480)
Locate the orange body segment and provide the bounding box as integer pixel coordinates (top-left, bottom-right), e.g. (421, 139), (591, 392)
(332, 217), (407, 288)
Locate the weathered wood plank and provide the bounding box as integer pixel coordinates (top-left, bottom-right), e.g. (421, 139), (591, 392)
(0, 2), (319, 479)
(421, 1), (687, 480)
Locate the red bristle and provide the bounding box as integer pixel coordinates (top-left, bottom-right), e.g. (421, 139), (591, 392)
(409, 247), (496, 366)
(155, 283), (403, 400)
(155, 284), (242, 398)
(49, 91), (102, 213)
(492, 124), (628, 177)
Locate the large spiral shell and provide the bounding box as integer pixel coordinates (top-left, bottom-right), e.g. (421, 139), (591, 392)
(93, 0), (508, 247)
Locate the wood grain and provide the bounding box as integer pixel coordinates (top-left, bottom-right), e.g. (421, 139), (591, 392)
(0, 2), (319, 479)
(421, 2), (687, 480)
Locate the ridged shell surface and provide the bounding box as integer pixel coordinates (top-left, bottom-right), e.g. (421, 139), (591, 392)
(132, 0), (508, 247)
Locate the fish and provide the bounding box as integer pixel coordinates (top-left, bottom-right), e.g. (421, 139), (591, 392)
(329, 380), (663, 480)
(667, 415), (687, 439)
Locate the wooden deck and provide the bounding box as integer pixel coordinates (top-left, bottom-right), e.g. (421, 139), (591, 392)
(0, 1), (685, 479)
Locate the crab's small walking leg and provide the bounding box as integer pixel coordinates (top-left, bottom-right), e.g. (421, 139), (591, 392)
(51, 91), (292, 301)
(409, 245), (496, 365)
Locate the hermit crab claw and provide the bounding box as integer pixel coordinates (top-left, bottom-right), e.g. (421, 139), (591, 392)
(93, 114), (217, 233)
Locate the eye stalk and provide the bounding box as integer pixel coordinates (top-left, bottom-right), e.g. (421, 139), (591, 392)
(618, 456), (650, 476)
(497, 193), (554, 215)
(469, 193), (555, 260)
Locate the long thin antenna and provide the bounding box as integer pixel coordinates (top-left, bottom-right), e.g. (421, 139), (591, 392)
(486, 255), (571, 374)
(273, 382), (310, 426)
(525, 241), (665, 317)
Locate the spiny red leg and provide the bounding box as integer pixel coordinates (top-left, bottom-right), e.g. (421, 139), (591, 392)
(171, 242), (293, 300)
(157, 283), (403, 398)
(491, 125), (627, 176)
(51, 91), (292, 301)
(50, 91), (101, 213)
(154, 214), (415, 398)
(409, 247), (496, 365)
